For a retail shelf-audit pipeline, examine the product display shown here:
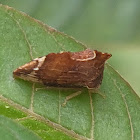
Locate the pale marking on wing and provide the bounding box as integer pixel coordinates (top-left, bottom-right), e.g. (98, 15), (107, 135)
(67, 71), (88, 75)
(71, 50), (96, 62)
(18, 60), (37, 70)
(33, 67), (39, 70)
(47, 69), (89, 77)
(34, 56), (46, 68)
(19, 73), (41, 83)
(62, 71), (88, 77)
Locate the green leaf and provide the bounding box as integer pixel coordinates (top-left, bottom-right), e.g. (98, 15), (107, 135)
(0, 115), (41, 140)
(0, 100), (74, 140)
(1, 0), (140, 98)
(2, 0), (140, 44)
(108, 48), (140, 96)
(0, 4), (140, 140)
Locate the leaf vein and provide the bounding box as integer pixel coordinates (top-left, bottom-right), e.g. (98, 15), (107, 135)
(89, 90), (94, 140)
(0, 95), (88, 140)
(107, 69), (134, 140)
(113, 81), (134, 140)
(6, 10), (33, 60)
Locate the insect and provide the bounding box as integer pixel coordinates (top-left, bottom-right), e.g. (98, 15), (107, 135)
(13, 49), (111, 105)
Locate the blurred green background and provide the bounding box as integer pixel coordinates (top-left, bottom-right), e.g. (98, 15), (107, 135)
(0, 0), (140, 95)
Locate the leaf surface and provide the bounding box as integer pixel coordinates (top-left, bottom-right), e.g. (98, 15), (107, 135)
(0, 115), (41, 140)
(0, 4), (140, 140)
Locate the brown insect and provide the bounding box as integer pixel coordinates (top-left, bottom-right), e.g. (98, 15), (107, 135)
(13, 49), (111, 89)
(13, 49), (111, 104)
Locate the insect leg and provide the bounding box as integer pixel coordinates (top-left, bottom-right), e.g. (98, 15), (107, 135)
(62, 91), (82, 106)
(89, 89), (106, 98)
